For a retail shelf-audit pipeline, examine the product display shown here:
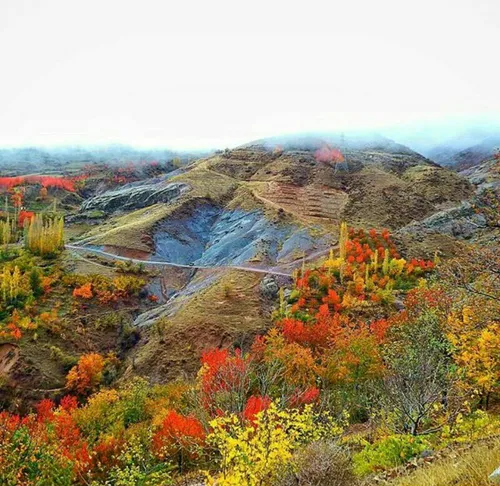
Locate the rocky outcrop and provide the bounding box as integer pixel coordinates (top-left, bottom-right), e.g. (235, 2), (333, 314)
(398, 158), (499, 242)
(260, 276), (279, 299)
(490, 465), (500, 483)
(398, 202), (488, 240)
(0, 343), (19, 376)
(152, 202), (330, 267)
(460, 159), (500, 190)
(80, 181), (188, 213)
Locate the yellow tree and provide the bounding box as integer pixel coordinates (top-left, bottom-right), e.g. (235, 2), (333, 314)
(0, 266), (25, 306)
(1, 195), (17, 248)
(24, 215), (64, 257)
(0, 216), (12, 247)
(448, 306), (500, 408)
(339, 221), (348, 262)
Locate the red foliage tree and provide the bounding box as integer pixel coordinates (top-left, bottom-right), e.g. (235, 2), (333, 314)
(18, 210), (35, 227)
(314, 145), (345, 165)
(152, 410), (205, 467)
(289, 386), (320, 407)
(243, 395), (272, 423)
(59, 395), (79, 412)
(199, 348), (251, 412)
(36, 398), (55, 422)
(0, 175), (77, 192)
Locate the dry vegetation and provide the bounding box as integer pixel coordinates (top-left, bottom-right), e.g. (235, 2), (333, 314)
(132, 269), (271, 382)
(393, 439), (500, 486)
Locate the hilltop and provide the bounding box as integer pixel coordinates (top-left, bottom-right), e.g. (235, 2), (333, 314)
(76, 133), (472, 257)
(424, 135), (500, 170)
(0, 145), (207, 175)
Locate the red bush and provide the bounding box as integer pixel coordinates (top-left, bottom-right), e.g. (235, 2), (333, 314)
(243, 395), (272, 423)
(200, 348), (251, 410)
(290, 386), (320, 406)
(36, 398), (55, 422)
(0, 175), (77, 192)
(152, 410), (205, 458)
(18, 210), (35, 227)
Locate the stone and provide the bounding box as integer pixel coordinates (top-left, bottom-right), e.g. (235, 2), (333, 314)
(419, 449), (434, 459)
(80, 181), (188, 213)
(260, 276), (279, 299)
(398, 201), (488, 240)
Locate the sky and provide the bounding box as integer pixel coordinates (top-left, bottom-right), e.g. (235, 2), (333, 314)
(0, 0), (499, 150)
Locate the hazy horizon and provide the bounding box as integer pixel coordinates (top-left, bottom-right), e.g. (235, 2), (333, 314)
(1, 0), (500, 150)
(1, 114), (499, 155)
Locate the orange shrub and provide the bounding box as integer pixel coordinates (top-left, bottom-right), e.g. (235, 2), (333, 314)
(73, 283), (93, 300)
(66, 353), (105, 395)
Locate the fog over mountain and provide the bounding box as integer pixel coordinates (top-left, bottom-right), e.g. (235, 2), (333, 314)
(2, 117), (500, 173)
(0, 145), (210, 173)
(1, 1), (500, 150)
(383, 115), (500, 163)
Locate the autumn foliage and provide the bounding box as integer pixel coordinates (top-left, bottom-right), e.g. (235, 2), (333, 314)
(0, 175), (77, 192)
(66, 353), (105, 395)
(314, 145), (345, 165)
(17, 210), (35, 227)
(0, 222), (498, 485)
(69, 274), (146, 305)
(24, 214), (64, 257)
(152, 410), (205, 461)
(72, 283), (93, 299)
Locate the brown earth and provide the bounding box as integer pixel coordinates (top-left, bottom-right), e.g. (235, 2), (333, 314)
(0, 343), (19, 376)
(129, 269), (272, 383)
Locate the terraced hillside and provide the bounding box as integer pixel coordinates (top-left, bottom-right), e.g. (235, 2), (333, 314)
(255, 182), (349, 222)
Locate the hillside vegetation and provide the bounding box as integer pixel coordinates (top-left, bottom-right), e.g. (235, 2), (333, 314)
(0, 136), (498, 485)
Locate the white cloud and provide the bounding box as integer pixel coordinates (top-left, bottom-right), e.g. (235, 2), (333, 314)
(0, 0), (499, 149)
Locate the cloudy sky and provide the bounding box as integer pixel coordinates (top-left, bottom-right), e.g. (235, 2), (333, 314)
(0, 0), (499, 149)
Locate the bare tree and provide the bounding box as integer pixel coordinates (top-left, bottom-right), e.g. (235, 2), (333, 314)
(439, 246), (500, 303)
(380, 311), (458, 435)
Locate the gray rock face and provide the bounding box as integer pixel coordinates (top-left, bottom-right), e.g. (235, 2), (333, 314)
(460, 159), (500, 190)
(398, 159), (499, 240)
(399, 201), (488, 240)
(152, 203), (330, 267)
(260, 276), (279, 299)
(81, 182), (188, 213)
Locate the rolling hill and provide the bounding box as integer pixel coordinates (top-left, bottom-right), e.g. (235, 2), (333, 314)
(64, 133), (484, 384)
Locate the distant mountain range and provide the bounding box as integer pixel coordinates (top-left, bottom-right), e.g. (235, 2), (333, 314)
(0, 145), (209, 173)
(1, 121), (499, 175)
(384, 117), (500, 168)
(426, 136), (500, 169)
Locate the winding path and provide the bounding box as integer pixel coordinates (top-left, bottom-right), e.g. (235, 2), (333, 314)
(65, 244), (297, 278)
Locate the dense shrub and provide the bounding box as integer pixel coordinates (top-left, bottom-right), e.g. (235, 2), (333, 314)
(353, 434), (430, 475)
